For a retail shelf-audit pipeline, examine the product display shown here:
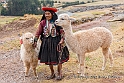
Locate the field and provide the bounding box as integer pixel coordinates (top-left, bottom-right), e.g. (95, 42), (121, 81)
(0, 0), (124, 83)
(0, 16), (20, 25)
(54, 0), (104, 3)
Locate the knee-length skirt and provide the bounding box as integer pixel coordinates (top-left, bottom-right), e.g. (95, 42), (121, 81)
(38, 36), (69, 65)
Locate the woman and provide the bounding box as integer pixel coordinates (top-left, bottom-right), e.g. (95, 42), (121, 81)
(34, 7), (69, 80)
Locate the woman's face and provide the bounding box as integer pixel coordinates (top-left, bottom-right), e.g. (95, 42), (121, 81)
(45, 11), (52, 20)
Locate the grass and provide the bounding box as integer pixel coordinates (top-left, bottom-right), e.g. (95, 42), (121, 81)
(0, 39), (20, 51)
(0, 17), (123, 83)
(0, 13), (123, 83)
(0, 0), (124, 82)
(72, 9), (107, 19)
(35, 14), (124, 83)
(0, 19), (123, 83)
(61, 0), (124, 15)
(92, 11), (105, 15)
(0, 16), (20, 25)
(35, 23), (124, 83)
(75, 0), (124, 6)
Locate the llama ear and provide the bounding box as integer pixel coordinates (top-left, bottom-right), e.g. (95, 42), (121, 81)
(69, 17), (76, 22)
(20, 36), (23, 44)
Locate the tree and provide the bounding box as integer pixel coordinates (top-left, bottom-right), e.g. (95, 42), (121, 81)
(1, 7), (8, 15)
(0, 3), (2, 15)
(41, 0), (54, 7)
(80, 1), (85, 4)
(1, 0), (42, 16)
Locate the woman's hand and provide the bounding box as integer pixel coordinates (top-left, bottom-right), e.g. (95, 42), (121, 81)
(33, 42), (37, 48)
(59, 41), (63, 44)
(59, 38), (64, 44)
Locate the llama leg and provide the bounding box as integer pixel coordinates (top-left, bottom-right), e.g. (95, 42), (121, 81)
(32, 62), (38, 78)
(108, 48), (113, 67)
(32, 67), (38, 78)
(24, 62), (30, 77)
(77, 54), (80, 63)
(102, 48), (109, 70)
(79, 55), (85, 77)
(77, 54), (81, 74)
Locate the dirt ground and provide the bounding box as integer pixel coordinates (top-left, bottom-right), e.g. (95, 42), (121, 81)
(0, 6), (124, 83)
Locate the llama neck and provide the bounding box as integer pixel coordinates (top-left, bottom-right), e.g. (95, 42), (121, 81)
(63, 24), (77, 51)
(63, 24), (74, 38)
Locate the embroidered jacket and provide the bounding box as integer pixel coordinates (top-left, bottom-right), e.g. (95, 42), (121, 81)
(35, 20), (65, 43)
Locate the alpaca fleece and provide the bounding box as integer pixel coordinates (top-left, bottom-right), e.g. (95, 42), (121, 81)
(55, 14), (113, 76)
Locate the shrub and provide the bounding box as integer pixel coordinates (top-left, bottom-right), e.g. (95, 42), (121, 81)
(80, 1), (85, 4)
(87, 1), (91, 3)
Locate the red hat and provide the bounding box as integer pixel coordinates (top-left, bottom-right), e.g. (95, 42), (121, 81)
(42, 7), (57, 12)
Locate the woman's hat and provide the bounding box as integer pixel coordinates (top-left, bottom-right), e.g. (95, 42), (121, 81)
(42, 7), (57, 12)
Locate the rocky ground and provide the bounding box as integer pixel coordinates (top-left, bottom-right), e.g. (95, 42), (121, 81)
(69, 3), (124, 13)
(0, 3), (124, 83)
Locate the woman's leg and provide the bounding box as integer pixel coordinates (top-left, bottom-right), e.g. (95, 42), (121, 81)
(49, 65), (54, 75)
(56, 63), (62, 80)
(47, 65), (55, 79)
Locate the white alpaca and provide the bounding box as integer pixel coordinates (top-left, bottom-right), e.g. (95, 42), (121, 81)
(55, 14), (113, 76)
(20, 32), (38, 77)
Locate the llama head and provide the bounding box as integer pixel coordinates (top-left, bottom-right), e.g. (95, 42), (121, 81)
(22, 32), (34, 45)
(55, 13), (76, 27)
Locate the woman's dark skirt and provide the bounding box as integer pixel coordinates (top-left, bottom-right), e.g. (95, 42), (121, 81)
(38, 36), (69, 65)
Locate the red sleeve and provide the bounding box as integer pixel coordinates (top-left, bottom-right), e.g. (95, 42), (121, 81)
(35, 20), (44, 38)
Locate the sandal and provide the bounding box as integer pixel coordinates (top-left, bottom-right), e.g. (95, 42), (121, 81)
(46, 74), (55, 80)
(55, 75), (63, 80)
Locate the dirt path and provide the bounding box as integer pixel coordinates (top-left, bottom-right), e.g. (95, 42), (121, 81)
(0, 15), (124, 83)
